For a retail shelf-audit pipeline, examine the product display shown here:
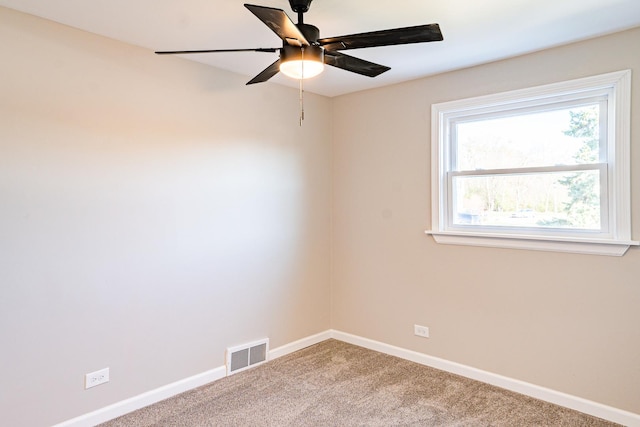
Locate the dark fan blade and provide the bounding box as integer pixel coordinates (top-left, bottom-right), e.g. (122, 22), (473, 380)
(244, 4), (310, 47)
(324, 50), (390, 77)
(246, 59), (281, 85)
(155, 48), (278, 55)
(318, 24), (443, 51)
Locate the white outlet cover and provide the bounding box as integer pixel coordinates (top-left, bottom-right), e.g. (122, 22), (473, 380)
(85, 367), (110, 389)
(414, 325), (430, 338)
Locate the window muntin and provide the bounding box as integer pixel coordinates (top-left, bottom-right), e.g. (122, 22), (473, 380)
(429, 70), (636, 256)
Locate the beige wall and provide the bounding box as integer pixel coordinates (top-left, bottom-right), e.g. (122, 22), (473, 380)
(332, 27), (640, 414)
(0, 7), (331, 426)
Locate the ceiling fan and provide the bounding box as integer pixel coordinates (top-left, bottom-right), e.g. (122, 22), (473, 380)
(155, 0), (443, 85)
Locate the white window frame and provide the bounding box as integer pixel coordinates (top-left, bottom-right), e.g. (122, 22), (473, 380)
(427, 70), (637, 256)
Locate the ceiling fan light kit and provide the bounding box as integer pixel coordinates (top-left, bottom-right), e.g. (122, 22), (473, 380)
(155, 0), (443, 85)
(279, 45), (325, 79)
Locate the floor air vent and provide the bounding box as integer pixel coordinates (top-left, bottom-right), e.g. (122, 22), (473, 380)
(226, 338), (269, 375)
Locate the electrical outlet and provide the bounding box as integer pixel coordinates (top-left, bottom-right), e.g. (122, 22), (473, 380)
(414, 324), (429, 338)
(85, 367), (109, 389)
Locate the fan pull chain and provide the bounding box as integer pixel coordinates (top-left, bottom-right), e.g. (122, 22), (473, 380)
(299, 78), (304, 126)
(299, 47), (305, 126)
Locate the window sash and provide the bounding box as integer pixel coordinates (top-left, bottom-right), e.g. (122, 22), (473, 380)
(446, 164), (609, 236)
(449, 97), (608, 172)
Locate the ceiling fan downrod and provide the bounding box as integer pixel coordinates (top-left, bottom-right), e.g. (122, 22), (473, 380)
(289, 0), (312, 24)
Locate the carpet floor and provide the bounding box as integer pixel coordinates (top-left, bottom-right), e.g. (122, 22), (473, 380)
(100, 339), (619, 426)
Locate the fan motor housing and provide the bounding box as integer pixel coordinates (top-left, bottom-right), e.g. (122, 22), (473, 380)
(297, 23), (320, 43)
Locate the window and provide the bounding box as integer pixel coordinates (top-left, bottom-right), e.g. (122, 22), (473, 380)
(427, 70), (637, 256)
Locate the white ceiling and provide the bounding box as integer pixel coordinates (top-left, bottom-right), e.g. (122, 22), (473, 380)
(2, 0), (640, 97)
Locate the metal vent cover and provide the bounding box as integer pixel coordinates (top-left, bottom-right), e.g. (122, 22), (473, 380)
(226, 338), (269, 375)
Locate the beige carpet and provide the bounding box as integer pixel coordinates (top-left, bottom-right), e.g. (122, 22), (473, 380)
(100, 339), (618, 426)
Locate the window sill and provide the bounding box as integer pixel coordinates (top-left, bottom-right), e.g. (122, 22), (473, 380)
(424, 230), (639, 256)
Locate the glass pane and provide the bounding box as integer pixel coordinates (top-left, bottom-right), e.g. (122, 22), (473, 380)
(452, 171), (601, 230)
(455, 105), (601, 171)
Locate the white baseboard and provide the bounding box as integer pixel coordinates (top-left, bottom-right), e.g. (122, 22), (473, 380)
(54, 329), (640, 427)
(269, 330), (332, 360)
(330, 330), (640, 427)
(53, 330), (331, 427)
(53, 366), (227, 427)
